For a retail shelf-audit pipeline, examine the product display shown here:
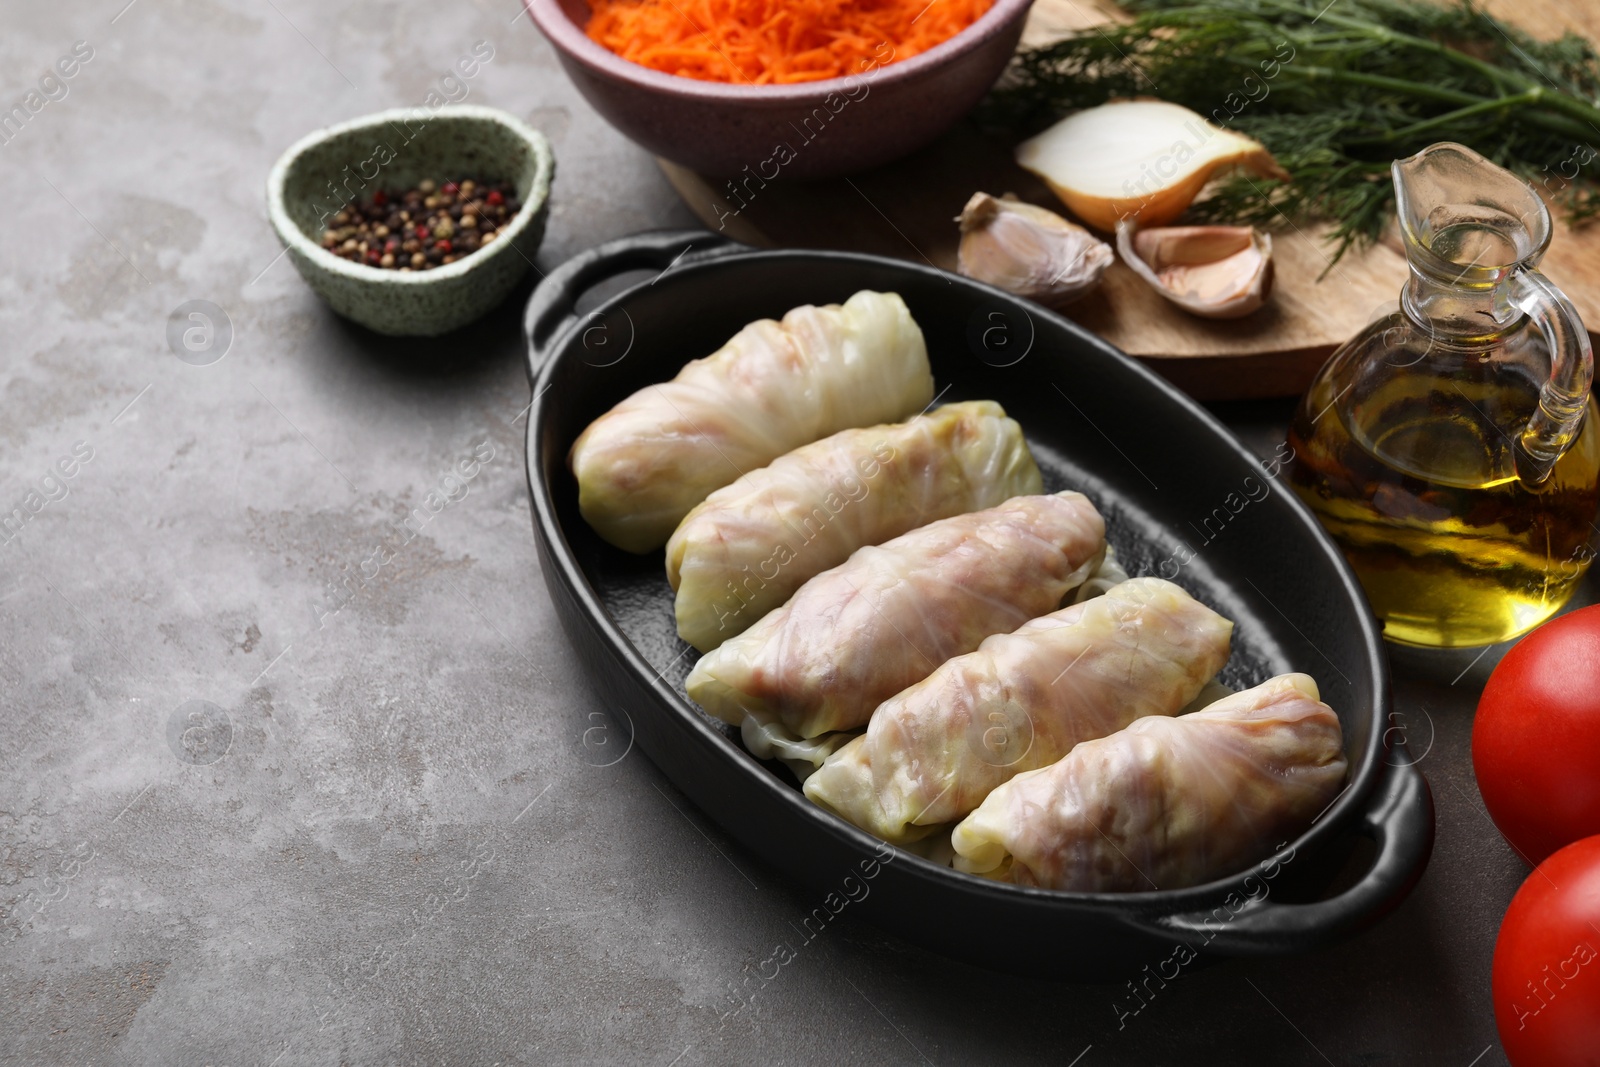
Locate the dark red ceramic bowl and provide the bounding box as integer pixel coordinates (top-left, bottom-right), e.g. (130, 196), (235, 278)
(526, 0), (1035, 179)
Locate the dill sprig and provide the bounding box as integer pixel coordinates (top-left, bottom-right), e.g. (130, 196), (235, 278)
(983, 0), (1600, 261)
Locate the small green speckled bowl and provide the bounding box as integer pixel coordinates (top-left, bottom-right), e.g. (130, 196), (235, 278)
(267, 106), (555, 337)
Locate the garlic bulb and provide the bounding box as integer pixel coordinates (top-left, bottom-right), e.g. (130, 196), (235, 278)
(956, 192), (1114, 306)
(1116, 221), (1274, 319)
(1015, 100), (1288, 231)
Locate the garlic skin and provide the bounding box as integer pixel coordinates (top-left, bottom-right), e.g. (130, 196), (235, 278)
(956, 192), (1114, 306)
(1016, 100), (1288, 232)
(1115, 221), (1274, 319)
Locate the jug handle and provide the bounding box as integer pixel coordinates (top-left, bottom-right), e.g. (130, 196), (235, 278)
(1513, 268), (1593, 485)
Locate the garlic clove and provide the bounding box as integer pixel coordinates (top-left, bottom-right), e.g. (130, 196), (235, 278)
(1015, 100), (1288, 232)
(1115, 221), (1274, 319)
(956, 192), (1114, 306)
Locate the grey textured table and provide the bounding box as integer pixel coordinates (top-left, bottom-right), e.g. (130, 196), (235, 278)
(2, 3), (1561, 1064)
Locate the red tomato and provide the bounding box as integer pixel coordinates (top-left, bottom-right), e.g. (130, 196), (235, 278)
(1493, 836), (1600, 1066)
(1474, 605), (1600, 864)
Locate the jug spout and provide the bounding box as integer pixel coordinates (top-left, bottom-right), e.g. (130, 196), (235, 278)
(1393, 142), (1549, 280)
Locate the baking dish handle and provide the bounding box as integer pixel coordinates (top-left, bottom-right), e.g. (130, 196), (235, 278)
(524, 229), (741, 378)
(1129, 757), (1435, 955)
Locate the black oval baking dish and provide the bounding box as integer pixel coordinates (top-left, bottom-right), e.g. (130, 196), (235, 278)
(521, 229), (1434, 980)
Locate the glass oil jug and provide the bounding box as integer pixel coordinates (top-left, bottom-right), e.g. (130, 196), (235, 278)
(1288, 143), (1600, 648)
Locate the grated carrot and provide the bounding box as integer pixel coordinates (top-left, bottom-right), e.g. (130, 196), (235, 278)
(584, 0), (994, 84)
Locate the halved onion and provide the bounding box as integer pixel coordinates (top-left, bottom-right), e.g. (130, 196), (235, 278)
(1015, 100), (1288, 231)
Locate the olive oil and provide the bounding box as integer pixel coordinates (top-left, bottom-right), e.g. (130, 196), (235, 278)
(1289, 358), (1600, 647)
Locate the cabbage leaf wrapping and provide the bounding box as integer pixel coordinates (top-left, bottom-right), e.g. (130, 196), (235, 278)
(569, 290), (934, 553)
(686, 492), (1107, 740)
(805, 577), (1233, 843)
(666, 400), (1041, 651)
(951, 673), (1348, 891)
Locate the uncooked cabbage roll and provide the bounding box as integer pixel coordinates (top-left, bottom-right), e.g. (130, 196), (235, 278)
(951, 673), (1348, 891)
(666, 400), (1042, 651)
(805, 578), (1233, 843)
(569, 291), (934, 553)
(686, 492), (1107, 740)
(744, 549), (1132, 786)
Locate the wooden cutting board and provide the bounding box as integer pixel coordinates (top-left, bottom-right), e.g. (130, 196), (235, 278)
(659, 0), (1600, 400)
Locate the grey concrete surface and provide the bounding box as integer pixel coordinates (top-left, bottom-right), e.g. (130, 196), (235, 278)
(0, 2), (1552, 1064)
